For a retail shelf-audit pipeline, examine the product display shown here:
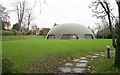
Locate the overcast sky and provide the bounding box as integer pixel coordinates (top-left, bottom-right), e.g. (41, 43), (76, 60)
(0, 0), (118, 28)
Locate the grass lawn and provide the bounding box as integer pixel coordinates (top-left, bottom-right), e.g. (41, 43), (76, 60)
(2, 36), (116, 73)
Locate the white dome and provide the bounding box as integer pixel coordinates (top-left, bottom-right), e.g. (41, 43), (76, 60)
(46, 23), (95, 39)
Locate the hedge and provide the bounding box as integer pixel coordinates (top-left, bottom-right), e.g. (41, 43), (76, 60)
(14, 31), (23, 35)
(1, 30), (14, 36)
(1, 30), (25, 36)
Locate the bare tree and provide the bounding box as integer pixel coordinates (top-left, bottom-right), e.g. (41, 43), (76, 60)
(97, 25), (111, 38)
(23, 8), (34, 32)
(0, 4), (10, 30)
(31, 24), (38, 34)
(12, 0), (28, 31)
(89, 0), (120, 68)
(24, 0), (47, 32)
(0, 4), (10, 21)
(12, 0), (46, 31)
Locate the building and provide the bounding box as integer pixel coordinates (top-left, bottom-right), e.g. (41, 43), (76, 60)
(46, 23), (95, 40)
(2, 21), (11, 30)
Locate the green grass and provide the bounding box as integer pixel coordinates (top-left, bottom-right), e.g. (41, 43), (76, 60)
(89, 51), (118, 73)
(2, 36), (115, 73)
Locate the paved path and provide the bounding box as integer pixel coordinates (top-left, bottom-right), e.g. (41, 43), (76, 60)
(58, 51), (106, 73)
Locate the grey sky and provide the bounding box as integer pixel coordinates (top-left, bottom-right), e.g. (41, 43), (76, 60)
(0, 0), (118, 28)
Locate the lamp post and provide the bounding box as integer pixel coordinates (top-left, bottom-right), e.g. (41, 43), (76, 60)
(106, 45), (110, 58)
(115, 0), (120, 70)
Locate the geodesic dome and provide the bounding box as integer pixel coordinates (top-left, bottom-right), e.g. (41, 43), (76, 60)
(46, 23), (95, 40)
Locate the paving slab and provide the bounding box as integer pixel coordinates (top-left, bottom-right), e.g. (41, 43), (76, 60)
(72, 68), (85, 73)
(95, 54), (100, 56)
(59, 68), (72, 73)
(80, 57), (87, 60)
(73, 59), (79, 62)
(90, 58), (95, 60)
(86, 55), (92, 58)
(100, 52), (105, 54)
(78, 60), (88, 63)
(90, 56), (99, 60)
(65, 62), (73, 66)
(58, 52), (105, 73)
(76, 63), (87, 67)
(92, 56), (98, 58)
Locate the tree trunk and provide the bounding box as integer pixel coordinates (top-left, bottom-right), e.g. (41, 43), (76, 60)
(115, 23), (120, 68)
(18, 21), (21, 31)
(117, 39), (120, 68)
(115, 2), (120, 69)
(27, 24), (30, 32)
(102, 2), (119, 68)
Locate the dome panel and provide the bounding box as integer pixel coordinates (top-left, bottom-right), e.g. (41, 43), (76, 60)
(46, 23), (95, 39)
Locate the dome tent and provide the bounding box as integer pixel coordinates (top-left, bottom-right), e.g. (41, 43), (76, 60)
(46, 23), (95, 39)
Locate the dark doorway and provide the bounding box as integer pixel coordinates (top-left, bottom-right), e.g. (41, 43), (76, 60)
(47, 34), (55, 39)
(85, 34), (94, 39)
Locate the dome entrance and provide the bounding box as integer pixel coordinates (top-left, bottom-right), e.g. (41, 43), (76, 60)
(47, 34), (55, 39)
(61, 34), (79, 39)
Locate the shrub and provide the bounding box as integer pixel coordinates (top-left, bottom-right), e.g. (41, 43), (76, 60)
(15, 31), (23, 35)
(1, 30), (26, 36)
(22, 32), (27, 35)
(1, 30), (14, 36)
(12, 30), (16, 35)
(2, 58), (15, 73)
(26, 32), (31, 35)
